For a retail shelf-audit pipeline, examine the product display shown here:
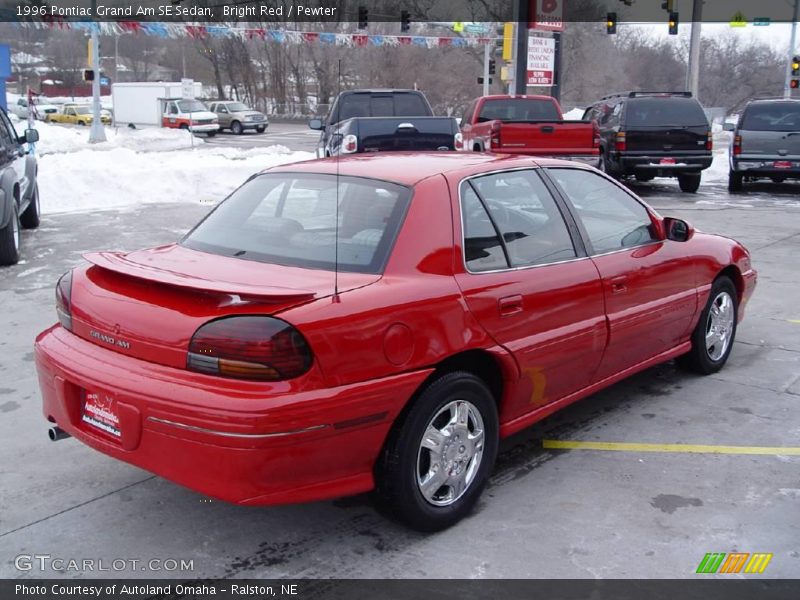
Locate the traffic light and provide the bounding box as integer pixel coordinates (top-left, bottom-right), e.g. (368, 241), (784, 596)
(400, 10), (411, 32)
(792, 55), (800, 76)
(358, 5), (368, 29)
(488, 59), (496, 75)
(792, 80), (800, 89)
(660, 0), (674, 11)
(607, 12), (617, 35)
(82, 69), (95, 82)
(669, 11), (679, 35)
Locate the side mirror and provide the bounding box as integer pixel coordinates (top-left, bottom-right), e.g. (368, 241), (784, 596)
(308, 118), (323, 130)
(24, 129), (39, 144)
(664, 217), (693, 242)
(723, 122), (735, 132)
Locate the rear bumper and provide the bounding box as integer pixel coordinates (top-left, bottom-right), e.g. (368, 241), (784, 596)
(35, 325), (430, 505)
(617, 154), (712, 173)
(731, 157), (800, 177)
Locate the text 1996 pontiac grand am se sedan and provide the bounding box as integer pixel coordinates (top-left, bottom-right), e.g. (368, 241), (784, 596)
(35, 153), (756, 531)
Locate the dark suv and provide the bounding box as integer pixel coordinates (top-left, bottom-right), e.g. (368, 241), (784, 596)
(309, 89), (433, 158)
(584, 92), (712, 193)
(0, 106), (40, 265)
(725, 99), (800, 191)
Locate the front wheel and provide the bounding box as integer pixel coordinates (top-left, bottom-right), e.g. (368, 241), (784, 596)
(20, 182), (40, 229)
(678, 172), (701, 193)
(230, 121), (243, 135)
(375, 371), (498, 531)
(677, 276), (738, 374)
(0, 203), (21, 266)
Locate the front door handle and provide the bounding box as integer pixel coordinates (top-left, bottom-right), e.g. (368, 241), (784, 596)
(499, 294), (524, 316)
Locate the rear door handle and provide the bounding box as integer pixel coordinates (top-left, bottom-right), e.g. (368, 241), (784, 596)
(540, 126), (555, 133)
(610, 276), (628, 294)
(499, 294), (524, 316)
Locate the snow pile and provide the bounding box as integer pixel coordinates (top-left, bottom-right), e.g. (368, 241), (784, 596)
(38, 145), (314, 214)
(562, 108), (587, 120)
(31, 120), (206, 155)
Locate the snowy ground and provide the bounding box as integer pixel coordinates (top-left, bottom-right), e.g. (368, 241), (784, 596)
(25, 120), (314, 214)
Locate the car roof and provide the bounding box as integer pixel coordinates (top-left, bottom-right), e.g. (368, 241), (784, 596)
(264, 153), (585, 186)
(339, 89), (422, 95)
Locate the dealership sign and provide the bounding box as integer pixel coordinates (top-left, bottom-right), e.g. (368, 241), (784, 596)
(526, 35), (555, 86)
(529, 0), (565, 32)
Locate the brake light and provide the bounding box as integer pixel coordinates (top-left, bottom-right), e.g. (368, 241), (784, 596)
(454, 132), (463, 150)
(490, 121), (501, 149)
(342, 134), (358, 154)
(733, 134), (742, 156)
(592, 122), (601, 149)
(55, 270), (73, 331)
(187, 316), (312, 381)
(706, 130), (713, 151)
(615, 132), (627, 152)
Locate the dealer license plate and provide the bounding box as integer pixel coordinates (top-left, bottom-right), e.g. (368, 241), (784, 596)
(81, 389), (121, 438)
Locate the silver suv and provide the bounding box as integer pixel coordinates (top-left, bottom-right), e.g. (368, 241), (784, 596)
(209, 101), (268, 135)
(725, 99), (800, 191)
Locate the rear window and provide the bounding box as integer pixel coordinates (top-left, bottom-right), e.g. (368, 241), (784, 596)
(182, 174), (411, 274)
(625, 98), (708, 127)
(741, 103), (800, 131)
(476, 99), (560, 123)
(333, 93), (430, 123)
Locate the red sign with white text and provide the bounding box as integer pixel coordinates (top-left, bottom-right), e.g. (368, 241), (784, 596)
(529, 0), (565, 32)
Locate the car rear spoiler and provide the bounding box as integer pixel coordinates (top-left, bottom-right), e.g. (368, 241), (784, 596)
(83, 251), (317, 303)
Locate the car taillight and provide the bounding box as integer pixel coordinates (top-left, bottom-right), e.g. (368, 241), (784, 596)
(733, 134), (742, 156)
(706, 130), (713, 151)
(615, 132), (627, 152)
(342, 134), (358, 154)
(55, 270), (73, 331)
(490, 121), (501, 149)
(454, 132), (463, 150)
(187, 316), (312, 381)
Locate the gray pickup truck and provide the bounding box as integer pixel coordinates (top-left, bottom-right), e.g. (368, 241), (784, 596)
(726, 99), (800, 191)
(0, 106), (40, 265)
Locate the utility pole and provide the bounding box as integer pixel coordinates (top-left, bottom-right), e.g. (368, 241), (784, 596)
(482, 43), (490, 96)
(512, 0), (529, 95)
(684, 0), (703, 97)
(89, 0), (106, 142)
(785, 0), (800, 98)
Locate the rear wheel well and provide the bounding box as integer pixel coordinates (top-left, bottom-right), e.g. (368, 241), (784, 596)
(717, 265), (744, 303)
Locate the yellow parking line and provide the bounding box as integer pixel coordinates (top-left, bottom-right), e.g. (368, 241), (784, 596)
(543, 440), (800, 455)
(788, 319), (800, 324)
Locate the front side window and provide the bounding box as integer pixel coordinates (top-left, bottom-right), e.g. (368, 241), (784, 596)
(461, 170), (576, 271)
(548, 168), (658, 254)
(177, 100), (207, 113)
(182, 174), (411, 274)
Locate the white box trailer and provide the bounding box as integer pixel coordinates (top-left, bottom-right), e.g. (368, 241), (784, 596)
(111, 82), (219, 134)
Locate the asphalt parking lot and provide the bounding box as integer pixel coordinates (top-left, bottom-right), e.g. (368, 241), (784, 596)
(0, 177), (798, 579)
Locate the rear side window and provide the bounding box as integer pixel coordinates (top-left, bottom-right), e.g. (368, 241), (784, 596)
(182, 174), (411, 274)
(548, 168), (658, 254)
(461, 170), (576, 271)
(741, 103), (800, 131)
(625, 98), (708, 127)
(476, 99), (560, 123)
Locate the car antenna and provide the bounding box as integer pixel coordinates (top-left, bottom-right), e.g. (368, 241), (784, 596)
(333, 58), (342, 304)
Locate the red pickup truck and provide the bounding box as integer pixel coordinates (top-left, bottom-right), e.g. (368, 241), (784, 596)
(459, 95), (600, 166)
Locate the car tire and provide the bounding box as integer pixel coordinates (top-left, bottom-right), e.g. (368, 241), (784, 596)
(77, 121), (85, 126)
(207, 131), (217, 137)
(0, 202), (21, 266)
(771, 176), (786, 183)
(20, 182), (40, 229)
(677, 276), (738, 375)
(230, 121), (243, 135)
(635, 173), (655, 182)
(678, 173), (701, 193)
(375, 371), (498, 532)
(255, 125), (266, 133)
(728, 170), (744, 192)
(179, 124), (189, 130)
(599, 151), (618, 178)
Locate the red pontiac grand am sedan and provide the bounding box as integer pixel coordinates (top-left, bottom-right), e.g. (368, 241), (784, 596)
(35, 153), (756, 531)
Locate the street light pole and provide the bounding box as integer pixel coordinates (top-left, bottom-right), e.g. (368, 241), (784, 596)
(89, 0), (106, 142)
(785, 0), (799, 99)
(685, 0), (703, 97)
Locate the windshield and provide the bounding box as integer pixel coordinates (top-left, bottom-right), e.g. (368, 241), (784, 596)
(182, 173), (411, 274)
(177, 100), (208, 113)
(741, 103), (800, 132)
(476, 98), (560, 122)
(625, 98), (708, 127)
(226, 102), (250, 112)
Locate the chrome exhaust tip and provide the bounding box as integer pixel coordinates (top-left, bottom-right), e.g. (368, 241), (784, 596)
(48, 426), (70, 441)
